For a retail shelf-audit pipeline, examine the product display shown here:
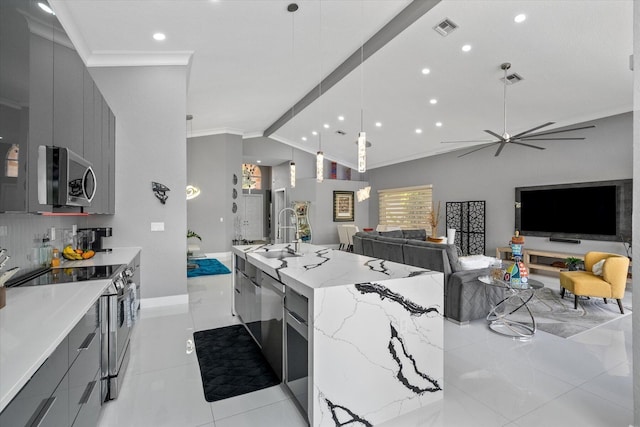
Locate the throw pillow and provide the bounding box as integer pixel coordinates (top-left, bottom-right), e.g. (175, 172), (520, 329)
(592, 259), (606, 276)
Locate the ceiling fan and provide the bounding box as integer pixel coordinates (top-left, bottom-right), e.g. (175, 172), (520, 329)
(442, 62), (595, 158)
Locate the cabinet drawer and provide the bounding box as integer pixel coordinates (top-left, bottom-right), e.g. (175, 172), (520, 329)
(71, 369), (101, 427)
(68, 300), (99, 365)
(284, 286), (308, 322)
(68, 327), (100, 423)
(0, 337), (69, 426)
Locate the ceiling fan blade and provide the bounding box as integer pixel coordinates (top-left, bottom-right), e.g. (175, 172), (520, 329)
(512, 142), (546, 150)
(518, 125), (596, 139)
(484, 129), (504, 140)
(457, 143), (498, 158)
(441, 139), (495, 144)
(510, 122), (555, 139)
(494, 141), (507, 157)
(520, 137), (586, 141)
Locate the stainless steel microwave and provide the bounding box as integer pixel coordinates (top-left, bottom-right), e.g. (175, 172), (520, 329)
(38, 146), (97, 207)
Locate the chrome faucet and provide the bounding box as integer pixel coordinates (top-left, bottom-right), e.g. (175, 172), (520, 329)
(277, 207), (300, 251)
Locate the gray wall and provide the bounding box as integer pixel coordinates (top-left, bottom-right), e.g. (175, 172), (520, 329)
(290, 178), (370, 245)
(187, 133), (242, 252)
(369, 112), (633, 256)
(89, 65), (188, 301)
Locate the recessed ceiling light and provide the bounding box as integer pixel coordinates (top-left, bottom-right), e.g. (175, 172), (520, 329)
(435, 122), (443, 127)
(375, 122), (382, 127)
(421, 68), (431, 75)
(415, 129), (423, 134)
(514, 14), (527, 23)
(461, 44), (472, 52)
(256, 160), (262, 164)
(323, 124), (330, 129)
(429, 99), (438, 105)
(37, 2), (55, 15)
(312, 131), (318, 136)
(301, 137), (307, 141)
(338, 115), (345, 121)
(153, 33), (166, 41)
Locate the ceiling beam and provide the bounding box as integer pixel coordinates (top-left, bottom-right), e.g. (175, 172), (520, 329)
(263, 0), (441, 137)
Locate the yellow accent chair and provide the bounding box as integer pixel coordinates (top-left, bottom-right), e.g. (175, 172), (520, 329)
(559, 252), (629, 314)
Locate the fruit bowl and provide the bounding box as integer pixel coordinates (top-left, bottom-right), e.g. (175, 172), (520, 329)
(62, 246), (95, 260)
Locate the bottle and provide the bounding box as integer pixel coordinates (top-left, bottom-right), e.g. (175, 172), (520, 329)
(51, 248), (60, 267)
(40, 237), (52, 267)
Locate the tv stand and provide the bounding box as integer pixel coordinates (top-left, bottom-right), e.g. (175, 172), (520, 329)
(496, 247), (584, 275)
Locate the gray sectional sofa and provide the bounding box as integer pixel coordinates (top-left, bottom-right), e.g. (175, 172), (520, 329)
(353, 229), (503, 323)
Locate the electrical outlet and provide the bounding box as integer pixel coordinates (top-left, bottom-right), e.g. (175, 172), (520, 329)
(220, 217), (224, 222)
(151, 222), (165, 232)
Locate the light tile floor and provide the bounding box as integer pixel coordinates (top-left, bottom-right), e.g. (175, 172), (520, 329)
(98, 258), (633, 426)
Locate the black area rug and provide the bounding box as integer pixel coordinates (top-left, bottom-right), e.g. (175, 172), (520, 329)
(193, 324), (280, 402)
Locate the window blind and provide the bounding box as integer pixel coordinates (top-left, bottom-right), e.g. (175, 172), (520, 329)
(378, 185), (433, 232)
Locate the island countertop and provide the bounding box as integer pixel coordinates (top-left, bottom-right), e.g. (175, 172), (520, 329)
(232, 243), (430, 297)
(232, 242), (444, 426)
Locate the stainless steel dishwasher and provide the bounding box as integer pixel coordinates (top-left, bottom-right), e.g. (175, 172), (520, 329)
(284, 286), (309, 418)
(260, 273), (285, 380)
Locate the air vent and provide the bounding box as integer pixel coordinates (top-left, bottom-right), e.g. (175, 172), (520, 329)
(501, 73), (524, 85)
(433, 19), (458, 37)
(335, 130), (346, 136)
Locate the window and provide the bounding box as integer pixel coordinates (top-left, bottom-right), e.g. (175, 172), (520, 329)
(378, 185), (433, 233)
(5, 144), (19, 178)
(242, 163), (261, 190)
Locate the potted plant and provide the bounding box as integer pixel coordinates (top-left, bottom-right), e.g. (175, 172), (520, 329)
(565, 256), (582, 271)
(427, 201), (444, 242)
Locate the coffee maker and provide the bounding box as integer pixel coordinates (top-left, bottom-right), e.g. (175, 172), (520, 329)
(78, 227), (112, 252)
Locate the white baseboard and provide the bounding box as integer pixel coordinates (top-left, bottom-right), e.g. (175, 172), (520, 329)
(140, 294), (189, 309)
(204, 251), (231, 260)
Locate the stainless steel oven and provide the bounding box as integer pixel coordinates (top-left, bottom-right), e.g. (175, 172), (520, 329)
(103, 259), (138, 401)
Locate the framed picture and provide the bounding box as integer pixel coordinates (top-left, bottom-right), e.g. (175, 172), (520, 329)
(333, 191), (354, 222)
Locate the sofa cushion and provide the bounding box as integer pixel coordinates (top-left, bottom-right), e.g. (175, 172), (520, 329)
(379, 230), (404, 238)
(592, 259), (605, 276)
(459, 255), (498, 270)
(402, 229), (427, 240)
(372, 237), (406, 263)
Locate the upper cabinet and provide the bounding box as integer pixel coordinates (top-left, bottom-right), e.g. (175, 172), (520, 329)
(0, 1), (116, 214)
(0, 0), (31, 212)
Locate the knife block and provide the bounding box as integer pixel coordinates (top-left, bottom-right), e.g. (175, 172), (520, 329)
(0, 287), (5, 309)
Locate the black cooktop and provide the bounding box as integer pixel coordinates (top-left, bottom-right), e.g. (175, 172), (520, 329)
(6, 264), (124, 288)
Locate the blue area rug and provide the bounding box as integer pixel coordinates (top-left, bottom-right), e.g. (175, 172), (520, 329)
(187, 258), (231, 277)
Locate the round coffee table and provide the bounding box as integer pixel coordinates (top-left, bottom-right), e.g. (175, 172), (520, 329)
(479, 276), (545, 340)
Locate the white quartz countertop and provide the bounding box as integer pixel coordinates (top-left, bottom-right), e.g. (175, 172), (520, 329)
(61, 246), (141, 268)
(232, 243), (434, 297)
(0, 246), (141, 413)
(0, 280), (111, 412)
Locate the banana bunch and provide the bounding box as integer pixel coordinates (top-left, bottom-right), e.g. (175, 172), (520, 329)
(62, 246), (95, 260)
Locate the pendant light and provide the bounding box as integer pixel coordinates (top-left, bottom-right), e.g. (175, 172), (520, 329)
(316, 134), (324, 183)
(357, 5), (367, 173)
(290, 148), (296, 188)
(316, 1), (324, 183)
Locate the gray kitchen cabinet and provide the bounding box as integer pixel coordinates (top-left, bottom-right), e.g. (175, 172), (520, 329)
(0, 0), (30, 212)
(53, 42), (84, 156)
(86, 81), (107, 214)
(27, 30), (54, 213)
(0, 301), (102, 427)
(108, 109), (116, 213)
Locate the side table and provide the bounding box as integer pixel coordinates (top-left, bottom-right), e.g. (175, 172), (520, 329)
(479, 276), (545, 340)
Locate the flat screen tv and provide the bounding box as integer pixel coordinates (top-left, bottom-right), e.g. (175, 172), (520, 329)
(515, 180), (632, 242)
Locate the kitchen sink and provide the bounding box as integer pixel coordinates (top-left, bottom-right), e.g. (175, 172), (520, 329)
(258, 250), (301, 259)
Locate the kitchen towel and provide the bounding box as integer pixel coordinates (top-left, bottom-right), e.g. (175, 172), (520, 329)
(187, 258), (231, 277)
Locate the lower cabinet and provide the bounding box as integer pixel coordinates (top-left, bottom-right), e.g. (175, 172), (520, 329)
(0, 300), (102, 427)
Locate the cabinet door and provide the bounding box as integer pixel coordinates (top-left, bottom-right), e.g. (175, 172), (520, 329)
(27, 32), (54, 212)
(68, 328), (99, 424)
(53, 42), (84, 155)
(107, 108), (116, 213)
(82, 69), (101, 212)
(0, 336), (68, 426)
(0, 0), (29, 212)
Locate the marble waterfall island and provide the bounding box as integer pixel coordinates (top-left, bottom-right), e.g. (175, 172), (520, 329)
(233, 243), (444, 426)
